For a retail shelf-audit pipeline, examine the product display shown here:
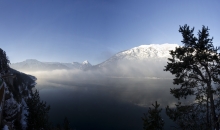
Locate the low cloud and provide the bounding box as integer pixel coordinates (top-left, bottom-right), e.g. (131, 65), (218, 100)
(22, 64), (185, 129)
(23, 62), (177, 107)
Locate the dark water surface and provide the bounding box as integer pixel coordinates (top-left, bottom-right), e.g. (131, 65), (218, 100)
(36, 77), (176, 130)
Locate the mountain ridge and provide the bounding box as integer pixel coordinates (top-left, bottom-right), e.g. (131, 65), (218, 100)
(10, 59), (92, 71)
(97, 43), (179, 67)
(10, 43), (179, 73)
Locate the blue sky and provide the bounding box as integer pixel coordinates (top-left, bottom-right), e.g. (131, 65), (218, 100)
(0, 0), (219, 64)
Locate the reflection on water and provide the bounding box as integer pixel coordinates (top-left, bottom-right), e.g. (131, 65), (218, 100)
(35, 76), (176, 130)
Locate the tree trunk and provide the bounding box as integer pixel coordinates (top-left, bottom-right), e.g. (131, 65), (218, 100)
(206, 93), (210, 128)
(208, 84), (219, 130)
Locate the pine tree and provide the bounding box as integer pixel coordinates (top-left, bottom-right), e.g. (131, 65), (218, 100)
(164, 24), (220, 129)
(0, 48), (10, 74)
(142, 101), (164, 130)
(56, 124), (62, 130)
(25, 90), (50, 130)
(63, 117), (71, 130)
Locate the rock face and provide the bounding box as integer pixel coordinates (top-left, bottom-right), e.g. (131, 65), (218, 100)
(0, 68), (36, 129)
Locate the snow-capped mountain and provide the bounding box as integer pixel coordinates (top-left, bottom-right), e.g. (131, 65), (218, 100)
(89, 43), (179, 78)
(82, 60), (90, 65)
(81, 60), (92, 70)
(10, 59), (92, 71)
(97, 43), (179, 67)
(116, 43), (178, 59)
(10, 44), (179, 77)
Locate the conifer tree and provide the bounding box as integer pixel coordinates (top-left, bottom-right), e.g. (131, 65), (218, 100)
(25, 90), (50, 130)
(63, 117), (71, 130)
(142, 101), (164, 130)
(164, 24), (220, 129)
(0, 48), (10, 74)
(56, 124), (62, 130)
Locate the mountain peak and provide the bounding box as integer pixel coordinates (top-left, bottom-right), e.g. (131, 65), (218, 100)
(98, 43), (179, 67)
(116, 43), (179, 59)
(82, 60), (90, 65)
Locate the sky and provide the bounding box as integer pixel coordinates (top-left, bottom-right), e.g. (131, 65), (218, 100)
(0, 0), (219, 65)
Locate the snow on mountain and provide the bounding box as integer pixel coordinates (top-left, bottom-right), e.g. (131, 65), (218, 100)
(98, 43), (179, 67)
(93, 43), (179, 78)
(81, 60), (92, 70)
(82, 60), (90, 65)
(10, 44), (179, 76)
(1, 68), (36, 129)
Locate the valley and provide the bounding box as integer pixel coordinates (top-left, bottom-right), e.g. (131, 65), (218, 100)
(10, 44), (180, 129)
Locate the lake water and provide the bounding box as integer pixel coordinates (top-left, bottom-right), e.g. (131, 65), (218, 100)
(33, 74), (178, 130)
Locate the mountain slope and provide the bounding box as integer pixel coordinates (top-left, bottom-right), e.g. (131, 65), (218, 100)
(10, 59), (92, 72)
(94, 43), (179, 77)
(10, 44), (179, 77)
(1, 68), (36, 129)
(11, 59), (70, 71)
(98, 43), (179, 67)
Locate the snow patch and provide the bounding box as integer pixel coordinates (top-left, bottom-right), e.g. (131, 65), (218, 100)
(99, 43), (179, 66)
(82, 60), (90, 65)
(21, 98), (28, 130)
(3, 125), (9, 130)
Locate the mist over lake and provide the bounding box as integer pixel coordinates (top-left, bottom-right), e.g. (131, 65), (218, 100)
(10, 44), (187, 129)
(2, 1), (219, 129)
(26, 70), (180, 130)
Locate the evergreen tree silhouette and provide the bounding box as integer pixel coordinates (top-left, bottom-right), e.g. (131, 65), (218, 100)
(164, 24), (220, 129)
(142, 101), (164, 130)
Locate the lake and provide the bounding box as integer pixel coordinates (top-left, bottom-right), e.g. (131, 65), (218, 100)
(32, 72), (177, 130)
